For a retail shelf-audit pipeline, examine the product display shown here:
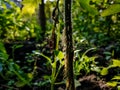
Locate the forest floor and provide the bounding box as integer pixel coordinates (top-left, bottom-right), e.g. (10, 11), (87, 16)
(3, 40), (117, 90)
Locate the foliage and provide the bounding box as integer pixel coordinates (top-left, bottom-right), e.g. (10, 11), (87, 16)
(0, 0), (41, 41)
(78, 0), (98, 16)
(101, 4), (120, 16)
(74, 48), (100, 76)
(39, 50), (65, 90)
(1, 0), (120, 89)
(101, 59), (120, 88)
(0, 42), (34, 88)
(21, 0), (41, 17)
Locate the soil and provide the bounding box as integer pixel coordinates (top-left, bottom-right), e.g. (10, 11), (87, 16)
(76, 74), (115, 90)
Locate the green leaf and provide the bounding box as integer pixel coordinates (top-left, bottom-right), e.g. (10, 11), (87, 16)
(103, 51), (111, 55)
(13, 45), (23, 49)
(101, 67), (108, 75)
(112, 75), (120, 80)
(79, 0), (98, 16)
(15, 81), (26, 87)
(21, 5), (36, 16)
(54, 50), (64, 60)
(27, 73), (33, 79)
(105, 56), (111, 60)
(101, 4), (120, 17)
(107, 81), (117, 87)
(0, 42), (7, 53)
(22, 0), (41, 6)
(56, 51), (64, 60)
(112, 59), (120, 67)
(21, 0), (41, 17)
(117, 86), (120, 90)
(54, 50), (59, 56)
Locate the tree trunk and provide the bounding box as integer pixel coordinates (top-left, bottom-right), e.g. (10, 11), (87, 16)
(64, 0), (75, 90)
(38, 0), (46, 38)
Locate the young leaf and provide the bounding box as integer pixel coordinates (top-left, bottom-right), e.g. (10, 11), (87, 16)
(101, 4), (120, 17)
(57, 51), (64, 60)
(101, 67), (108, 75)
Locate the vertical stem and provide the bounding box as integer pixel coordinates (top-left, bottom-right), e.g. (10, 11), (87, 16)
(64, 0), (75, 90)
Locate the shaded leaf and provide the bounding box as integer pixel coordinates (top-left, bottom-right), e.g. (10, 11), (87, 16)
(0, 63), (3, 72)
(103, 51), (111, 55)
(13, 45), (23, 49)
(75, 79), (81, 88)
(27, 73), (33, 79)
(15, 81), (26, 87)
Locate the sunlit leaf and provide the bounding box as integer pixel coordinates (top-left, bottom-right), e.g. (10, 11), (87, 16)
(107, 81), (117, 87)
(101, 67), (108, 75)
(101, 4), (120, 17)
(112, 59), (120, 67)
(112, 75), (120, 80)
(21, 5), (36, 16)
(21, 0), (41, 17)
(22, 0), (41, 6)
(54, 50), (64, 60)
